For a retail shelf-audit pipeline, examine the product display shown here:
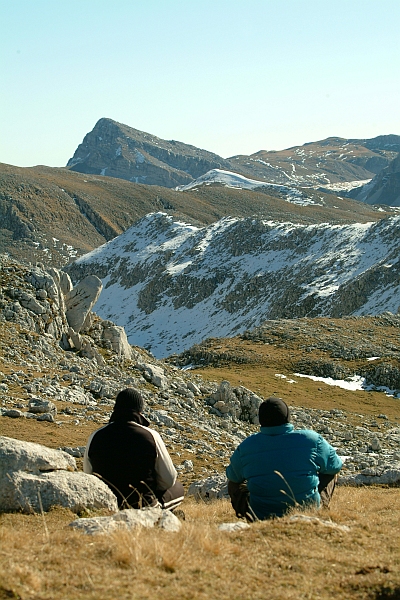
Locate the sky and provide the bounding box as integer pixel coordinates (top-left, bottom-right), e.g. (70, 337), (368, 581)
(1, 0), (400, 167)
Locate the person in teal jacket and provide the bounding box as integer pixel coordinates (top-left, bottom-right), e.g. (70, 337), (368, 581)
(226, 396), (343, 521)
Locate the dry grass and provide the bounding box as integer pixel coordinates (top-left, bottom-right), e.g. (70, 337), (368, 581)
(0, 489), (399, 600)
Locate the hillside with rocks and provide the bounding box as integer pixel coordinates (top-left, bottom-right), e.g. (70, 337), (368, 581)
(1, 254), (400, 503)
(231, 135), (400, 189)
(67, 119), (400, 191)
(1, 161), (387, 268)
(66, 211), (400, 357)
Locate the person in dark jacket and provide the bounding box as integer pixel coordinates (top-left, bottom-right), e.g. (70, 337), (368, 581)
(226, 396), (342, 521)
(84, 388), (184, 511)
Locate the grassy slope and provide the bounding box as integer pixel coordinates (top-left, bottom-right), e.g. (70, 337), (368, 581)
(0, 491), (399, 600)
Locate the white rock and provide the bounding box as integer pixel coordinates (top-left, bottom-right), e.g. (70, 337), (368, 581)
(0, 436), (76, 478)
(219, 522), (251, 532)
(2, 470), (118, 513)
(139, 363), (168, 389)
(102, 324), (132, 359)
(28, 398), (57, 415)
(187, 474), (228, 500)
(69, 507), (181, 535)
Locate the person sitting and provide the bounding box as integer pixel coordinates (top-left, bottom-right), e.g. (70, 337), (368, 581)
(83, 388), (184, 512)
(226, 396), (342, 521)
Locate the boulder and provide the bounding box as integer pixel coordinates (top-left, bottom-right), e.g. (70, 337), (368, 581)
(65, 275), (103, 333)
(0, 436), (118, 514)
(0, 436), (76, 478)
(138, 363), (168, 389)
(28, 398), (57, 415)
(102, 324), (132, 359)
(2, 470), (118, 513)
(69, 506), (181, 535)
(187, 474), (229, 500)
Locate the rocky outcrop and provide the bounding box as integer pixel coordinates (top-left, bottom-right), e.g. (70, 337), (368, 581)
(0, 255), (132, 364)
(65, 274), (103, 332)
(207, 381), (262, 423)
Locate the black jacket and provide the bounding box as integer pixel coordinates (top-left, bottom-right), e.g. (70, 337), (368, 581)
(83, 413), (177, 508)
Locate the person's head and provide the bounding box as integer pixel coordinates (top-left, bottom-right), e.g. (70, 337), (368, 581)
(110, 388), (145, 422)
(258, 396), (290, 427)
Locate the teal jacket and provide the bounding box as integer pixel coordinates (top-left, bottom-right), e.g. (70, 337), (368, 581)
(226, 423), (342, 519)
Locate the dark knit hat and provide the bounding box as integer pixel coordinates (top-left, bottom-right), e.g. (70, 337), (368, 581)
(109, 388), (145, 422)
(258, 396), (290, 427)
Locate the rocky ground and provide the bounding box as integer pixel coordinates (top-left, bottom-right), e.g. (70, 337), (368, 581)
(1, 254), (400, 495)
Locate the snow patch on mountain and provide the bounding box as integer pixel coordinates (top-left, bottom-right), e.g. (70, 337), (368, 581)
(176, 169), (320, 206)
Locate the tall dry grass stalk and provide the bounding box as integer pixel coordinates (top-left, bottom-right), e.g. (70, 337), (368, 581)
(0, 488), (399, 600)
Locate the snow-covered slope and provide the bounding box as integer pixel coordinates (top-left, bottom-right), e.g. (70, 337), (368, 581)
(176, 169), (315, 205)
(68, 212), (400, 358)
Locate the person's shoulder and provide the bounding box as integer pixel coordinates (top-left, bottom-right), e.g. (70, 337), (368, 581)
(238, 431), (262, 449)
(291, 428), (321, 441)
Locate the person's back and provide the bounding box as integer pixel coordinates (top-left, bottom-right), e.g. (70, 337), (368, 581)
(85, 418), (158, 508)
(84, 388), (184, 512)
(226, 397), (342, 520)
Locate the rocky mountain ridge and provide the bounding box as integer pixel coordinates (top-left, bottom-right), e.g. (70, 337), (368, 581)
(67, 211), (400, 357)
(67, 119), (400, 190)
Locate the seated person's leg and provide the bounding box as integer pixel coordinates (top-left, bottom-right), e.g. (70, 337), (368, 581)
(157, 480), (185, 512)
(228, 480), (255, 521)
(318, 473), (338, 508)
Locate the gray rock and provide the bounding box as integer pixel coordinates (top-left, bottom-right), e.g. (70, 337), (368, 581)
(2, 470), (118, 513)
(0, 436), (76, 479)
(59, 271), (73, 295)
(138, 363), (168, 389)
(187, 474), (229, 500)
(36, 412), (55, 422)
(18, 292), (47, 315)
(102, 324), (132, 359)
(28, 398), (57, 415)
(65, 275), (103, 333)
(3, 409), (25, 418)
(59, 446), (86, 458)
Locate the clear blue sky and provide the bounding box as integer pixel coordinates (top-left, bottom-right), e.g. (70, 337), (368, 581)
(1, 0), (399, 167)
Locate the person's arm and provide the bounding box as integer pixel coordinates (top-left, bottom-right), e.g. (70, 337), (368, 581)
(150, 429), (177, 490)
(83, 431), (96, 474)
(226, 446), (245, 483)
(315, 435), (343, 474)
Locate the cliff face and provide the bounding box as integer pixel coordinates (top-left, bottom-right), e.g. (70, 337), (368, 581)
(67, 212), (400, 358)
(350, 153), (400, 207)
(67, 118), (233, 188)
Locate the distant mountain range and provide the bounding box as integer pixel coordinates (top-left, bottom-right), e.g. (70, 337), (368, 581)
(67, 212), (400, 357)
(67, 118), (400, 191)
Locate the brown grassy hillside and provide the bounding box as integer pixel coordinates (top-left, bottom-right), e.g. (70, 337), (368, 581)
(0, 162), (389, 267)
